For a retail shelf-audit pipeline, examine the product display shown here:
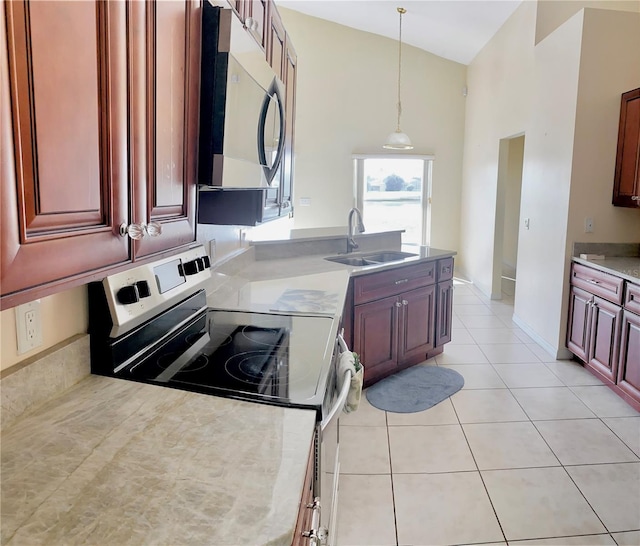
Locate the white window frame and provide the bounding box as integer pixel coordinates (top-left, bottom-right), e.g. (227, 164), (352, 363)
(353, 154), (434, 246)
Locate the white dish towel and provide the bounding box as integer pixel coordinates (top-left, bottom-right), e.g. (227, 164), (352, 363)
(337, 337), (363, 413)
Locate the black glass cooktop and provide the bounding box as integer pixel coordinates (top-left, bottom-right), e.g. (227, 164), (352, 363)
(122, 309), (335, 410)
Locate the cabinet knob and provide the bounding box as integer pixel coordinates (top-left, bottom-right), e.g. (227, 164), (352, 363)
(402, 299), (409, 306)
(145, 222), (162, 237)
(395, 301), (402, 308)
(119, 223), (146, 240)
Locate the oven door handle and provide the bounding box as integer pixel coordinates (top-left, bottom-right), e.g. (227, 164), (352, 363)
(321, 368), (351, 432)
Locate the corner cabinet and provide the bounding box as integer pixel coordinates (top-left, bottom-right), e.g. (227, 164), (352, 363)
(348, 257), (454, 388)
(1, 0), (199, 308)
(612, 87), (640, 207)
(567, 262), (640, 411)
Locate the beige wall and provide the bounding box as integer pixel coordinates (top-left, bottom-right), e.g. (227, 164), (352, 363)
(1, 286), (87, 371)
(503, 135), (525, 271)
(535, 0), (640, 44)
(461, 2), (640, 357)
(514, 11), (583, 356)
(278, 8), (467, 252)
(459, 1), (536, 293)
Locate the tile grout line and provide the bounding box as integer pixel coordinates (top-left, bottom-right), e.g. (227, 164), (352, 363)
(384, 409), (400, 546)
(449, 385), (510, 546)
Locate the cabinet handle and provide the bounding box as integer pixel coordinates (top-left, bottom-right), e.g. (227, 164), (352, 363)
(395, 279), (409, 285)
(119, 223), (146, 240)
(402, 299), (408, 306)
(632, 196), (640, 201)
(395, 301), (402, 308)
(443, 266), (451, 273)
(586, 279), (600, 285)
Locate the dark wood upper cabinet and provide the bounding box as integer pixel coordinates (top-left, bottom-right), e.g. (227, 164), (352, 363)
(612, 88), (640, 207)
(1, 0), (199, 308)
(1, 1), (130, 306)
(129, 0), (199, 259)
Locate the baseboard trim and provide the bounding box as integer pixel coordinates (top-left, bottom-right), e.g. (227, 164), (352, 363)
(511, 313), (572, 360)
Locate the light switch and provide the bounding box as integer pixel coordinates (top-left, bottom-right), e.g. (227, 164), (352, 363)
(524, 218), (530, 230)
(584, 217), (594, 233)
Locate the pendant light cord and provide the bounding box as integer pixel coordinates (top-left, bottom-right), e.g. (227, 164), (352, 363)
(396, 7), (406, 132)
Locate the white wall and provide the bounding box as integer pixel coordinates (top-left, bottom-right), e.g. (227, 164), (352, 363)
(461, 2), (640, 357)
(459, 1), (536, 294)
(503, 136), (524, 271)
(535, 0), (640, 44)
(278, 8), (467, 252)
(514, 11), (583, 356)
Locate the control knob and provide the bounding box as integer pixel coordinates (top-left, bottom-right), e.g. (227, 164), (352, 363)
(117, 285), (139, 305)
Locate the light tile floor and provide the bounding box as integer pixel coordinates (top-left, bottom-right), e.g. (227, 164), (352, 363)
(337, 281), (640, 546)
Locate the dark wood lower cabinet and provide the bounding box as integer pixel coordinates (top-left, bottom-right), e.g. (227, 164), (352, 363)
(588, 296), (622, 383)
(292, 439), (315, 546)
(617, 310), (640, 402)
(398, 285), (436, 364)
(354, 295), (399, 386)
(435, 280), (454, 347)
(348, 257), (454, 387)
(567, 286), (592, 362)
(566, 262), (640, 411)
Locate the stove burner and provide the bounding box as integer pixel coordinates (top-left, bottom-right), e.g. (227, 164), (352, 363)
(238, 326), (284, 347)
(157, 352), (209, 373)
(224, 351), (276, 384)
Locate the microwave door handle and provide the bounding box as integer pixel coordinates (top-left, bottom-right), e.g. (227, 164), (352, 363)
(321, 369), (352, 432)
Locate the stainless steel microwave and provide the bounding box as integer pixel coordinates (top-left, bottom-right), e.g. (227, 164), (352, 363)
(198, 4), (285, 190)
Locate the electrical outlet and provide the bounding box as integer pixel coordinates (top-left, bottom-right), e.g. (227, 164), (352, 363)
(15, 300), (43, 354)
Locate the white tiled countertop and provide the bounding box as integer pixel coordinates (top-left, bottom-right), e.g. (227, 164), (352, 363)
(1, 375), (315, 546)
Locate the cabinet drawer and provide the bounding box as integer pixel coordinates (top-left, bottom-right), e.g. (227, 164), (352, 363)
(438, 258), (454, 281)
(625, 282), (640, 314)
(354, 262), (436, 304)
(571, 263), (624, 305)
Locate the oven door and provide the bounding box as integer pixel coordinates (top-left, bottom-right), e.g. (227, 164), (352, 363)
(317, 334), (352, 545)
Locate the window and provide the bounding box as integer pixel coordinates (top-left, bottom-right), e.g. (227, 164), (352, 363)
(354, 155), (433, 246)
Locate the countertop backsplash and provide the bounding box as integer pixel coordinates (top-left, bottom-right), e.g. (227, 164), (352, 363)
(0, 334), (90, 429)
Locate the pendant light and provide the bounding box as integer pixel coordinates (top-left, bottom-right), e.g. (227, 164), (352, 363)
(383, 7), (413, 150)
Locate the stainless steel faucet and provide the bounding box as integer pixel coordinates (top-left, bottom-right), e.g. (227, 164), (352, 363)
(347, 207), (365, 253)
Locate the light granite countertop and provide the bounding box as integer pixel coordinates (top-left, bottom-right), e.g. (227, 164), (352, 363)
(207, 244), (456, 314)
(1, 375), (316, 546)
(573, 256), (640, 285)
(1, 233), (457, 546)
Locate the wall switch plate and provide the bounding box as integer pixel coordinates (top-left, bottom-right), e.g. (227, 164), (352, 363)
(209, 239), (216, 261)
(524, 218), (530, 230)
(584, 217), (594, 233)
(15, 300), (43, 354)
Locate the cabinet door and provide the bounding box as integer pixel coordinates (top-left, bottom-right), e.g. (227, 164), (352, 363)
(617, 310), (640, 402)
(354, 295), (399, 387)
(567, 286), (593, 362)
(129, 0), (199, 259)
(267, 4), (285, 78)
(398, 286), (436, 365)
(1, 1), (129, 306)
(612, 88), (640, 207)
(587, 296), (622, 383)
(435, 280), (454, 347)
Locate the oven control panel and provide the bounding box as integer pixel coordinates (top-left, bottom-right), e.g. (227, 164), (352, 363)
(102, 245), (212, 337)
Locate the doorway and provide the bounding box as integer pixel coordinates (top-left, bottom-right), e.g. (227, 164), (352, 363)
(492, 135), (525, 301)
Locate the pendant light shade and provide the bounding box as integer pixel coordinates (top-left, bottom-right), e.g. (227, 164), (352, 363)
(383, 7), (413, 150)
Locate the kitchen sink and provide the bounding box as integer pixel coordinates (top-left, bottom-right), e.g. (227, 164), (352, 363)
(324, 250), (417, 266)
